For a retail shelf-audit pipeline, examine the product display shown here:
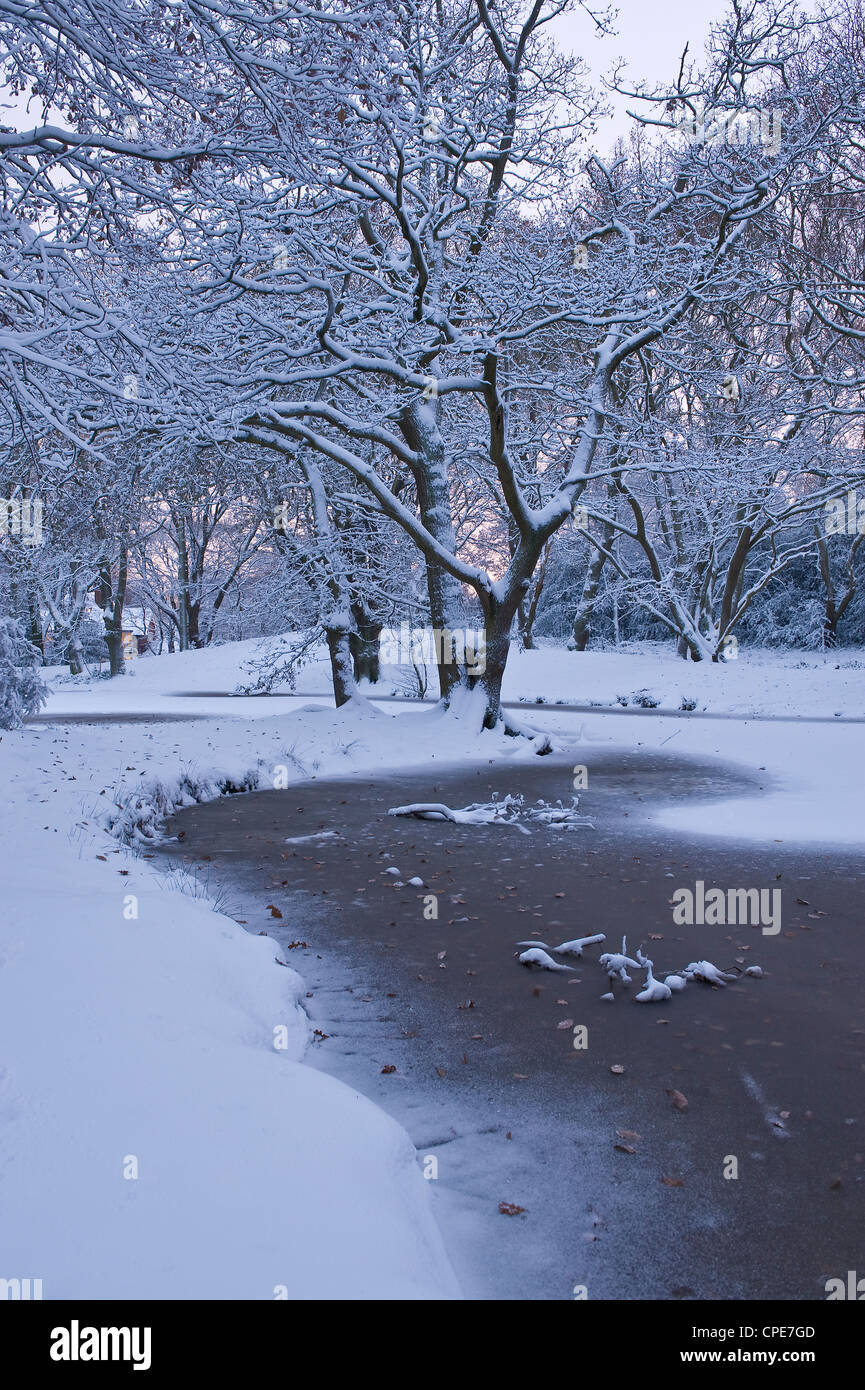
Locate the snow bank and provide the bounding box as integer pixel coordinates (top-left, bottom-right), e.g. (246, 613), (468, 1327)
(0, 715), (459, 1299)
(499, 642), (865, 719)
(39, 635), (865, 721)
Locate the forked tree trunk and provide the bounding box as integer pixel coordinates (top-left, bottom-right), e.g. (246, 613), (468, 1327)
(816, 530), (863, 649)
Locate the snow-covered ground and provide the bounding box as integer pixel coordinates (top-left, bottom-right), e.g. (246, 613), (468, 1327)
(0, 701), (481, 1300)
(3, 637), (863, 1299)
(43, 634), (865, 720)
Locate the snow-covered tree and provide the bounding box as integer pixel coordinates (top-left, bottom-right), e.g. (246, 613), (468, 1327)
(0, 616), (46, 727)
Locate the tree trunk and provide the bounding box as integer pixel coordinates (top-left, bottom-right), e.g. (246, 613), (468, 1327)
(67, 634), (86, 676)
(397, 400), (465, 701)
(187, 600), (201, 648)
(326, 624), (357, 707)
(517, 596), (534, 649)
(816, 532), (840, 649)
(349, 602), (381, 683)
(572, 547), (608, 650)
(718, 523), (752, 640)
(176, 514), (191, 652)
(98, 549), (128, 677)
(27, 591), (44, 659)
(475, 608), (512, 729)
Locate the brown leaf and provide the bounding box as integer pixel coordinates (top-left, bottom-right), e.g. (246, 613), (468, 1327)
(666, 1088), (689, 1110)
(498, 1201), (525, 1216)
(266, 904), (283, 918)
(435, 1067), (446, 1077)
(381, 1064), (397, 1074)
(616, 1129), (641, 1142)
(614, 1143), (637, 1154)
(661, 1175), (685, 1187)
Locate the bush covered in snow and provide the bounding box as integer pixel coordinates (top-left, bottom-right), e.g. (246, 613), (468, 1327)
(0, 618), (47, 728)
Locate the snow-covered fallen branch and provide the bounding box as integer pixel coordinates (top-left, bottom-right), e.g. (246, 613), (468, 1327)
(515, 932), (761, 1005)
(388, 793), (594, 830)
